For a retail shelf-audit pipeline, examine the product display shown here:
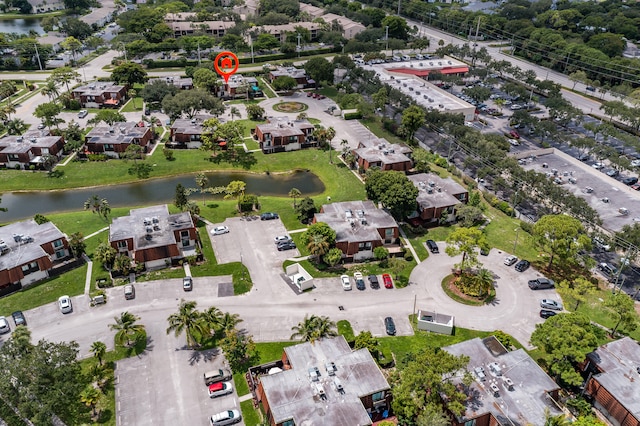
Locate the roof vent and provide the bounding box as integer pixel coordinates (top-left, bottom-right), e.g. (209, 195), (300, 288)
(314, 382), (326, 400)
(146, 227), (153, 234)
(490, 382), (500, 395)
(144, 218), (152, 225)
(325, 362), (336, 376)
(308, 367), (320, 382)
(428, 181), (435, 187)
(29, 137), (37, 143)
(489, 362), (502, 376)
(334, 377), (344, 393)
(16, 136), (23, 142)
(153, 225), (160, 231)
(152, 216), (159, 223)
(427, 187), (433, 194)
(503, 377), (514, 390)
(437, 187), (442, 192)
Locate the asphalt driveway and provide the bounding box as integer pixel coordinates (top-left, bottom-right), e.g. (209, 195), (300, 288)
(412, 244), (561, 348)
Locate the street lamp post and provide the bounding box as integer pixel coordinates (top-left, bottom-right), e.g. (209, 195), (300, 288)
(385, 26), (389, 53)
(513, 228), (520, 255)
(297, 33), (301, 58)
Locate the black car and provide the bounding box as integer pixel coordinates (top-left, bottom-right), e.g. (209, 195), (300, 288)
(368, 275), (380, 289)
(11, 311), (26, 326)
(540, 309), (557, 319)
(514, 259), (530, 272)
(277, 241), (297, 251)
(260, 212), (279, 221)
(426, 240), (439, 254)
(384, 317), (396, 335)
(622, 176), (639, 186)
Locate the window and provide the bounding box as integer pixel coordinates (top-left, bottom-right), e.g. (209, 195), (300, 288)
(53, 239), (63, 248)
(282, 420), (295, 426)
(358, 242), (372, 251)
(372, 391), (385, 402)
(8, 154), (20, 161)
(459, 192), (467, 201)
(464, 420), (476, 426)
(41, 148), (49, 155)
(181, 230), (190, 238)
(55, 249), (66, 259)
(117, 241), (127, 249)
(21, 261), (39, 275)
(104, 144), (114, 151)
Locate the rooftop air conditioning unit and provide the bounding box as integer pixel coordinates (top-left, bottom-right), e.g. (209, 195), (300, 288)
(153, 225), (160, 231)
(334, 377), (344, 393)
(13, 234), (23, 243)
(16, 136), (23, 142)
(144, 218), (151, 225)
(146, 227), (153, 233)
(325, 362), (336, 376)
(152, 217), (159, 223)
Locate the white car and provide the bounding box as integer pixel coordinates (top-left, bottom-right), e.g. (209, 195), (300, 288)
(211, 226), (229, 235)
(58, 295), (72, 314)
(504, 255), (518, 266)
(0, 316), (10, 334)
(341, 275), (352, 291)
(508, 138), (519, 146)
(540, 299), (563, 311)
(274, 235), (291, 244)
(592, 162), (604, 170)
(210, 409), (241, 426)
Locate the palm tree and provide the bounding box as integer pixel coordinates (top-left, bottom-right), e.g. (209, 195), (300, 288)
(3, 103), (16, 120)
(128, 89), (137, 109)
(6, 118), (27, 135)
(218, 312), (243, 336)
(91, 341), (107, 365)
(307, 234), (330, 262)
(290, 315), (337, 342)
(166, 300), (207, 348)
(201, 305), (223, 335)
(229, 106), (240, 121)
(288, 188), (301, 208)
(109, 311), (145, 347)
(84, 196), (111, 220)
(195, 172), (209, 206)
(41, 81), (60, 101)
(544, 410), (570, 426)
(472, 268), (494, 297)
(80, 385), (101, 417)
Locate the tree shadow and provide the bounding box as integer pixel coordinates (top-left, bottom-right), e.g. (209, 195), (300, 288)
(188, 347), (220, 365)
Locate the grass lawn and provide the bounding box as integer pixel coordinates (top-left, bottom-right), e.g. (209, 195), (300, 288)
(240, 399), (261, 425)
(0, 264), (87, 314)
(236, 118), (266, 137)
(360, 117), (407, 146)
(258, 77), (276, 98)
(120, 98), (143, 113)
(256, 341), (297, 363)
(243, 137), (260, 150)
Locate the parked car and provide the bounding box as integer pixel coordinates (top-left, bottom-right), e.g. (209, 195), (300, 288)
(354, 272), (365, 290)
(384, 317), (396, 335)
(605, 169), (619, 178)
(340, 274), (352, 291)
(124, 284), (135, 300)
(426, 240), (439, 253)
(586, 86), (596, 92)
(209, 409), (242, 426)
(274, 235), (292, 244)
(509, 130), (520, 139)
(508, 138), (520, 146)
(597, 262), (617, 276)
(260, 212), (279, 220)
(368, 275), (380, 289)
(540, 309), (557, 319)
(382, 273), (393, 289)
(514, 259), (530, 272)
(622, 176), (638, 186)
(204, 369), (231, 385)
(528, 277), (555, 290)
(277, 241), (296, 251)
(78, 110), (88, 118)
(0, 316), (10, 334)
(183, 276), (193, 291)
(11, 311), (26, 326)
(504, 255), (518, 266)
(631, 183), (640, 191)
(37, 123), (45, 130)
(540, 299), (563, 310)
(593, 236), (611, 251)
(592, 162), (604, 170)
(211, 226), (229, 235)
(208, 381), (233, 398)
(58, 295), (73, 314)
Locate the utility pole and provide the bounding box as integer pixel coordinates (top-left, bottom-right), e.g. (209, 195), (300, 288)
(34, 43), (43, 71)
(297, 33), (301, 58)
(474, 16), (481, 44)
(197, 42), (201, 65)
(397, 0), (401, 15)
(385, 26), (389, 53)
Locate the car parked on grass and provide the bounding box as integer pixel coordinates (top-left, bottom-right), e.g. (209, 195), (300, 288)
(11, 311), (26, 326)
(540, 299), (563, 310)
(124, 284), (135, 300)
(208, 381), (233, 398)
(0, 316), (10, 334)
(528, 277), (555, 290)
(58, 295), (72, 314)
(514, 259), (530, 272)
(341, 275), (352, 291)
(382, 273), (393, 289)
(260, 212), (279, 220)
(384, 317), (396, 335)
(277, 241), (296, 251)
(211, 226), (229, 235)
(354, 272), (365, 290)
(540, 309), (557, 319)
(426, 240), (439, 253)
(368, 275), (380, 289)
(209, 409), (242, 426)
(504, 255), (518, 266)
(183, 276), (193, 291)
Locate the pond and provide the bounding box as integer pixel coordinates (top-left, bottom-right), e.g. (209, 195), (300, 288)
(0, 170), (325, 222)
(0, 17), (44, 35)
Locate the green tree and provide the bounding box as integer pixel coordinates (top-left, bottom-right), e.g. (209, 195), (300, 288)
(34, 102), (63, 130)
(113, 253), (132, 275)
(94, 242), (116, 268)
(288, 188), (301, 208)
(49, 66), (79, 93)
(272, 76), (297, 91)
(5, 118), (27, 135)
(117, 7), (164, 34)
(303, 57), (335, 84)
(166, 300), (207, 348)
(295, 197), (317, 223)
(162, 89), (224, 120)
(83, 195), (111, 220)
(372, 88), (388, 117)
(33, 214), (49, 224)
(109, 311), (145, 347)
(445, 227), (487, 272)
(195, 172), (209, 206)
(290, 314), (338, 342)
(373, 246), (389, 261)
(400, 105), (425, 142)
(556, 277), (596, 311)
(219, 329), (259, 373)
(61, 36), (82, 63)
(63, 0), (90, 11)
(80, 385), (101, 417)
(140, 80), (178, 104)
(68, 232), (86, 258)
(388, 257), (408, 280)
(456, 204), (485, 227)
(90, 341), (107, 365)
(604, 292), (639, 336)
(354, 331), (378, 357)
(391, 347), (470, 424)
(323, 247), (343, 267)
(193, 68), (220, 93)
(216, 311), (243, 337)
(364, 169), (418, 219)
(246, 104), (265, 120)
(41, 80), (60, 101)
(381, 15), (410, 40)
(88, 110), (126, 126)
(530, 313), (598, 386)
(174, 184), (188, 211)
(111, 62), (148, 87)
(301, 222), (336, 246)
(533, 214), (591, 270)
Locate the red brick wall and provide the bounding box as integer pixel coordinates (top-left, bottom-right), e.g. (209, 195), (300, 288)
(588, 379), (640, 426)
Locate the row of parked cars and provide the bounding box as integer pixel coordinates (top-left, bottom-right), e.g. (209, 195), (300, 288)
(203, 369), (241, 425)
(0, 311), (27, 335)
(340, 272), (393, 291)
(503, 255), (561, 318)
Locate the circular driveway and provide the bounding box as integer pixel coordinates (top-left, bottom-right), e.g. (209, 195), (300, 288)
(411, 242), (561, 349)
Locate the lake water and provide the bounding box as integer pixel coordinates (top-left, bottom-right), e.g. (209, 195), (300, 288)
(0, 18), (44, 35)
(0, 171), (325, 222)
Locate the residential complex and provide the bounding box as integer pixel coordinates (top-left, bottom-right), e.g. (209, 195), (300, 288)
(268, 67), (314, 89)
(108, 205), (198, 270)
(0, 220), (70, 297)
(254, 117), (315, 153)
(0, 130), (66, 170)
(72, 81), (128, 109)
(408, 173), (468, 224)
(250, 336), (392, 426)
(84, 123), (153, 158)
(352, 138), (413, 172)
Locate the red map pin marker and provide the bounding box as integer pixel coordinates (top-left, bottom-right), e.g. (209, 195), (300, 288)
(214, 51), (239, 84)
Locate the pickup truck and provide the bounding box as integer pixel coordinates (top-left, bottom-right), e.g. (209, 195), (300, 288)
(528, 277), (555, 290)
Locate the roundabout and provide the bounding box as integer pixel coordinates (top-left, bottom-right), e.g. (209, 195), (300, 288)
(272, 101), (308, 113)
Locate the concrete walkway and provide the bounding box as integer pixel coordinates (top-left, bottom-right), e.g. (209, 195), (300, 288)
(81, 226), (109, 295)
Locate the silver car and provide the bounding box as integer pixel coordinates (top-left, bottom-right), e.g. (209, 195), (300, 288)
(540, 299), (563, 311)
(58, 295), (73, 314)
(209, 409), (241, 426)
(0, 316), (10, 334)
(504, 255), (518, 266)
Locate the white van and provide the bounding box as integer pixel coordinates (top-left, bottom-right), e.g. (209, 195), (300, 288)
(415, 53), (424, 60)
(392, 55), (402, 62)
(401, 54), (411, 61)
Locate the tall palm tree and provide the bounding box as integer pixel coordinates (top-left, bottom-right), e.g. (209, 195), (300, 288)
(166, 300), (207, 348)
(288, 187), (301, 208)
(6, 118), (26, 135)
(544, 410), (570, 426)
(91, 341), (107, 365)
(201, 305), (223, 335)
(307, 234), (330, 262)
(109, 311), (145, 347)
(80, 386), (101, 417)
(472, 268), (494, 297)
(3, 103), (16, 120)
(218, 312), (243, 336)
(290, 314), (337, 342)
(41, 80), (60, 101)
(195, 172), (209, 206)
(229, 106), (240, 121)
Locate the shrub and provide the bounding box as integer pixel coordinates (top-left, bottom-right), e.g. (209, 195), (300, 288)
(519, 222), (533, 234)
(343, 111), (362, 120)
(403, 251), (413, 262)
(377, 349), (394, 368)
(88, 154), (108, 161)
(162, 147), (174, 161)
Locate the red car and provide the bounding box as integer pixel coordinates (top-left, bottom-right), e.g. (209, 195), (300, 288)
(509, 130), (520, 139)
(306, 92), (313, 97)
(382, 273), (393, 289)
(631, 183), (640, 191)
